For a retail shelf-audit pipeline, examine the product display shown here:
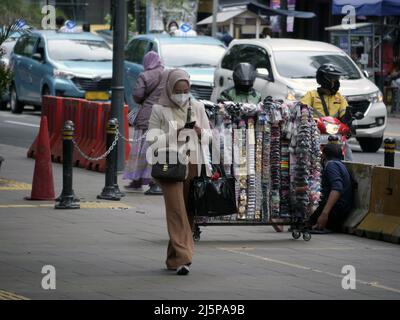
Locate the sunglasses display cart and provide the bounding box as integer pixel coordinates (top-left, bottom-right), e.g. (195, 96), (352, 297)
(194, 98), (322, 242)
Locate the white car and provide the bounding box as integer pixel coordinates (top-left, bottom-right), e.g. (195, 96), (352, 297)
(211, 38), (387, 153)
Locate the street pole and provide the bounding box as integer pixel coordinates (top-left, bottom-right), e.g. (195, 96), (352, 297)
(111, 0), (126, 171)
(280, 0), (287, 38)
(212, 0), (218, 37)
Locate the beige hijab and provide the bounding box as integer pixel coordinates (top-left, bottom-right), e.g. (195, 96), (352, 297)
(158, 69), (191, 108)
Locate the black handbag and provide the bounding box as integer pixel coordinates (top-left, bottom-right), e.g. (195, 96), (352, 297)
(151, 149), (188, 182)
(188, 164), (237, 217)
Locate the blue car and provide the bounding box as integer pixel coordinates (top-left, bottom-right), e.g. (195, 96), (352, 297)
(124, 34), (226, 113)
(9, 30), (113, 113)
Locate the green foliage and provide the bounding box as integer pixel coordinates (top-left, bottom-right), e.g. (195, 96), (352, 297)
(0, 20), (30, 98)
(0, 0), (43, 28)
(0, 60), (12, 98)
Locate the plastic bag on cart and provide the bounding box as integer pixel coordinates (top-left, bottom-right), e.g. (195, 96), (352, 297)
(188, 164), (237, 217)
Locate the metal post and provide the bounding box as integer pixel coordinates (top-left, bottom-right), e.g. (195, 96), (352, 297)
(111, 0), (126, 171)
(98, 119), (121, 201)
(55, 121), (80, 209)
(212, 0), (218, 38)
(384, 137), (396, 167)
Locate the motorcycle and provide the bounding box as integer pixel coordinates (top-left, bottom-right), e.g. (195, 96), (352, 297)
(316, 108), (364, 159)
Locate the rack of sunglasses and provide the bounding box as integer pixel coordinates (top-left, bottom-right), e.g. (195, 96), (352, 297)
(194, 98), (322, 241)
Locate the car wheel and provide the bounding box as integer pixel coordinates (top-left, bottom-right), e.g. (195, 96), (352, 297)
(0, 100), (8, 110)
(10, 86), (24, 114)
(357, 137), (383, 153)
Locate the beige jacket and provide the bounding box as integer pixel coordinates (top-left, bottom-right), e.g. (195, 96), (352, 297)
(147, 99), (212, 177)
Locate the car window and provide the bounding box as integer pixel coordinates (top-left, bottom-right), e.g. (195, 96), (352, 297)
(222, 44), (273, 80)
(23, 36), (38, 57)
(13, 35), (28, 55)
(125, 39), (137, 62)
(161, 43), (225, 68)
(133, 40), (148, 64)
(36, 37), (45, 58)
(273, 51), (362, 79)
(236, 44), (271, 71)
(221, 46), (240, 70)
(148, 41), (158, 53)
(47, 39), (112, 61)
(126, 39), (148, 64)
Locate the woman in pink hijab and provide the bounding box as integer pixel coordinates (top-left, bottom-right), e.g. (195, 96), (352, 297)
(123, 51), (165, 194)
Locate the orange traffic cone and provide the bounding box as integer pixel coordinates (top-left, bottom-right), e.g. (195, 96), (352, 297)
(26, 116), (55, 200)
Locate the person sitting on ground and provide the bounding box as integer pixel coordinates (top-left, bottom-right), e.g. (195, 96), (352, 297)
(308, 143), (354, 233)
(219, 62), (262, 104)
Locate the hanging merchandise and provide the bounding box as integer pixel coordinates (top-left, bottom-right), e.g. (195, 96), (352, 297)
(237, 119), (248, 220)
(246, 117), (256, 220)
(194, 99), (321, 241)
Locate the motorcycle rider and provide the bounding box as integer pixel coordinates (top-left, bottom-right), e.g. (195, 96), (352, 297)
(219, 62), (262, 104)
(301, 63), (354, 161)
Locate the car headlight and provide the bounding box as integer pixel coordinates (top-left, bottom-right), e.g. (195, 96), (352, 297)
(53, 69), (76, 79)
(286, 87), (304, 101)
(368, 91), (383, 103)
(286, 87), (297, 101)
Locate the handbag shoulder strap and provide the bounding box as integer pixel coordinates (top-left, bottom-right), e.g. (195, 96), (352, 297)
(318, 90), (330, 117)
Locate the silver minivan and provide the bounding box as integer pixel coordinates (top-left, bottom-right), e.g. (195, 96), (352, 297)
(211, 38), (387, 153)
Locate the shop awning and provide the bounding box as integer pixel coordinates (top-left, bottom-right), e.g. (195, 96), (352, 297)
(247, 2), (316, 18)
(197, 8), (247, 25)
(197, 1), (316, 26)
(332, 0), (400, 16)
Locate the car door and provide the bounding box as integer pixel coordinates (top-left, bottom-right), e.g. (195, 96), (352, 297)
(211, 44), (276, 102)
(124, 38), (149, 112)
(20, 35), (39, 103)
(11, 35), (31, 101)
(210, 45), (240, 102)
(236, 44), (276, 100)
(29, 36), (46, 104)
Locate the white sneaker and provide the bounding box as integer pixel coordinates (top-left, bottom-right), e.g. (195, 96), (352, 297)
(176, 265), (190, 275)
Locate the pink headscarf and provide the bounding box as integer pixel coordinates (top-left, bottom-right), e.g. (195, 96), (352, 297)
(143, 51), (163, 71)
(158, 69), (190, 108)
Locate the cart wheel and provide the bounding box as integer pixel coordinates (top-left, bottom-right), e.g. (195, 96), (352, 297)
(193, 225), (201, 242)
(303, 232), (311, 241)
(292, 231), (301, 240)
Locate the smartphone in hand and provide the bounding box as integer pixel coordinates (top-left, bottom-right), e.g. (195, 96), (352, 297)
(184, 121), (196, 129)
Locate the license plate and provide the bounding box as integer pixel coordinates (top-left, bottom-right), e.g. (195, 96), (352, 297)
(85, 91), (109, 101)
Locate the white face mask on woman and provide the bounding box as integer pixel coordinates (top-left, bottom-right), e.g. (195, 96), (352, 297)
(171, 93), (190, 107)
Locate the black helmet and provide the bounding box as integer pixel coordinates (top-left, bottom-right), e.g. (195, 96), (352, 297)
(233, 62), (257, 92)
(316, 64), (344, 93)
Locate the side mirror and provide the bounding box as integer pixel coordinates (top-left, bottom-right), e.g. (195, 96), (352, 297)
(363, 70), (370, 78)
(353, 112), (364, 120)
(257, 68), (269, 80)
(32, 53), (42, 61)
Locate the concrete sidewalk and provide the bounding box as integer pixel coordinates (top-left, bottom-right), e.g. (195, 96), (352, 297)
(0, 143), (399, 300)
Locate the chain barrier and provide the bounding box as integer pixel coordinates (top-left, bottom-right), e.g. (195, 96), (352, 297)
(72, 133), (119, 162)
(71, 130), (147, 161)
(117, 129), (147, 143)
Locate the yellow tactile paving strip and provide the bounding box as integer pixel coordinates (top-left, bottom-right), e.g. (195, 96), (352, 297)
(0, 179), (32, 191)
(0, 290), (30, 300)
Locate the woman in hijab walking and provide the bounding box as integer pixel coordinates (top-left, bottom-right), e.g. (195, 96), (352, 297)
(123, 51), (165, 195)
(147, 69), (212, 275)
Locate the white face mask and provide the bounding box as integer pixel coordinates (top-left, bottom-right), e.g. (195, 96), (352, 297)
(171, 93), (190, 107)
